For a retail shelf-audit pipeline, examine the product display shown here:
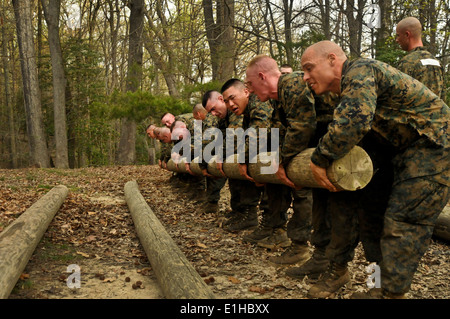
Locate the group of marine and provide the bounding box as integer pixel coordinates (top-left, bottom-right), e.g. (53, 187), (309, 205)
(145, 17), (449, 299)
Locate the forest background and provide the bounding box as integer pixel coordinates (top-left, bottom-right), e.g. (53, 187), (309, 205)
(1, 0), (449, 169)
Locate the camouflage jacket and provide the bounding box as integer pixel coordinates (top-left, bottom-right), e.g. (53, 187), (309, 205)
(159, 141), (173, 163)
(172, 112), (198, 161)
(272, 72), (320, 166)
(396, 47), (445, 99)
(311, 58), (450, 185)
(241, 94), (274, 163)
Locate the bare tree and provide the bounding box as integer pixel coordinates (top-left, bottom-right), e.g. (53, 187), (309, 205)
(41, 0), (69, 168)
(116, 0), (144, 165)
(12, 0), (50, 167)
(203, 0), (236, 82)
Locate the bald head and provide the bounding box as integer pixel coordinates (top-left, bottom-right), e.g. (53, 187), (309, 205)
(396, 17), (423, 51)
(303, 41), (347, 62)
(301, 41), (347, 95)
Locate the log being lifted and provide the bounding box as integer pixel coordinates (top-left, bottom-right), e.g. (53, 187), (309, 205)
(124, 180), (215, 299)
(434, 205), (450, 242)
(166, 146), (373, 191)
(0, 185), (68, 299)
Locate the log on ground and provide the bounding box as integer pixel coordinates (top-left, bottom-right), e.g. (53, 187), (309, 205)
(0, 185), (68, 299)
(124, 180), (215, 299)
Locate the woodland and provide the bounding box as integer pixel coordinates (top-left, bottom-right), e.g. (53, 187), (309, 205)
(0, 0), (449, 169)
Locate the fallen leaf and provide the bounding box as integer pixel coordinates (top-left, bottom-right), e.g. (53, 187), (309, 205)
(77, 251), (90, 258)
(228, 276), (240, 284)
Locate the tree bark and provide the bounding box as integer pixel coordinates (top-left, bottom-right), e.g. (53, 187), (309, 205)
(12, 0), (50, 168)
(0, 185), (68, 299)
(124, 180), (216, 299)
(41, 0), (69, 169)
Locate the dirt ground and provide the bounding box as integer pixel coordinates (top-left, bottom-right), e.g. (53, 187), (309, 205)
(0, 165), (448, 300)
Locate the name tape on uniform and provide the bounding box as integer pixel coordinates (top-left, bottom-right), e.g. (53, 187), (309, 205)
(420, 59), (441, 67)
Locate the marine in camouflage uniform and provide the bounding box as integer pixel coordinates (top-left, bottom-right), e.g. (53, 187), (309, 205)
(200, 112), (227, 211)
(267, 72), (343, 264)
(396, 47), (445, 99)
(309, 56), (449, 298)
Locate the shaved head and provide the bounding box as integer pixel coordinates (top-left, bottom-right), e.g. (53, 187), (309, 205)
(395, 17), (423, 51)
(302, 40), (347, 62)
(397, 17), (422, 39)
(245, 55), (281, 101)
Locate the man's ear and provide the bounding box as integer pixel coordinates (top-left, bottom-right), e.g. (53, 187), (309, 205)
(328, 53), (337, 65)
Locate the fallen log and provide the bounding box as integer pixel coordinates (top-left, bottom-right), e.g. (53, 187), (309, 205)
(0, 185), (68, 299)
(124, 180), (215, 299)
(166, 146), (373, 191)
(434, 205), (450, 242)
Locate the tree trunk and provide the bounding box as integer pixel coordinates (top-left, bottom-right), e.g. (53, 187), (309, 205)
(116, 0), (144, 165)
(41, 0), (69, 168)
(12, 0), (50, 168)
(1, 11), (18, 168)
(0, 185), (68, 299)
(124, 180), (216, 299)
(203, 0), (235, 82)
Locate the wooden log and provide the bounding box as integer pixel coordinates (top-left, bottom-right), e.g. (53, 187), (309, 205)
(124, 180), (215, 299)
(434, 205), (450, 242)
(168, 146), (373, 191)
(0, 185), (68, 299)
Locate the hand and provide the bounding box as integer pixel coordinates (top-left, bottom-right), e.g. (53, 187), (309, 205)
(238, 164), (256, 183)
(158, 159), (162, 168)
(310, 161), (337, 192)
(275, 164), (301, 189)
(216, 162), (227, 177)
(185, 163), (195, 176)
(202, 168), (214, 178)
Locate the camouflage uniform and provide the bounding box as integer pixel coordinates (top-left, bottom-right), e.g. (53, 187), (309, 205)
(219, 111), (262, 216)
(311, 58), (450, 295)
(201, 112), (226, 204)
(396, 47), (445, 99)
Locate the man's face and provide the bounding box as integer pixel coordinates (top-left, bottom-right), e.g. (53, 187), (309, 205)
(280, 67), (293, 75)
(301, 51), (337, 95)
(161, 114), (174, 128)
(205, 95), (227, 119)
(223, 86), (249, 116)
(245, 66), (272, 102)
(146, 125), (156, 138)
(395, 29), (409, 51)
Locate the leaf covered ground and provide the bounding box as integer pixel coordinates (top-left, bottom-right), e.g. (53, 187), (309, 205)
(0, 166), (448, 299)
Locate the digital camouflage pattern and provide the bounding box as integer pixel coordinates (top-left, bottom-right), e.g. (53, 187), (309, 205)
(159, 141), (173, 163)
(241, 93), (274, 162)
(272, 72), (316, 166)
(311, 57), (450, 294)
(312, 58), (449, 185)
(396, 47), (445, 99)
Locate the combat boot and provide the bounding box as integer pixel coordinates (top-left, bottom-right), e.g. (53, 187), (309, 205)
(242, 213), (272, 244)
(224, 207), (258, 232)
(351, 288), (406, 299)
(257, 227), (291, 249)
(204, 202), (218, 214)
(285, 248), (329, 279)
(268, 242), (310, 265)
(307, 262), (350, 299)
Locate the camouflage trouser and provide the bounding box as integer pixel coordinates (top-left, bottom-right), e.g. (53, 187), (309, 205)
(228, 179), (263, 213)
(287, 188), (313, 244)
(380, 176), (450, 294)
(206, 176), (226, 203)
(259, 183), (291, 228)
